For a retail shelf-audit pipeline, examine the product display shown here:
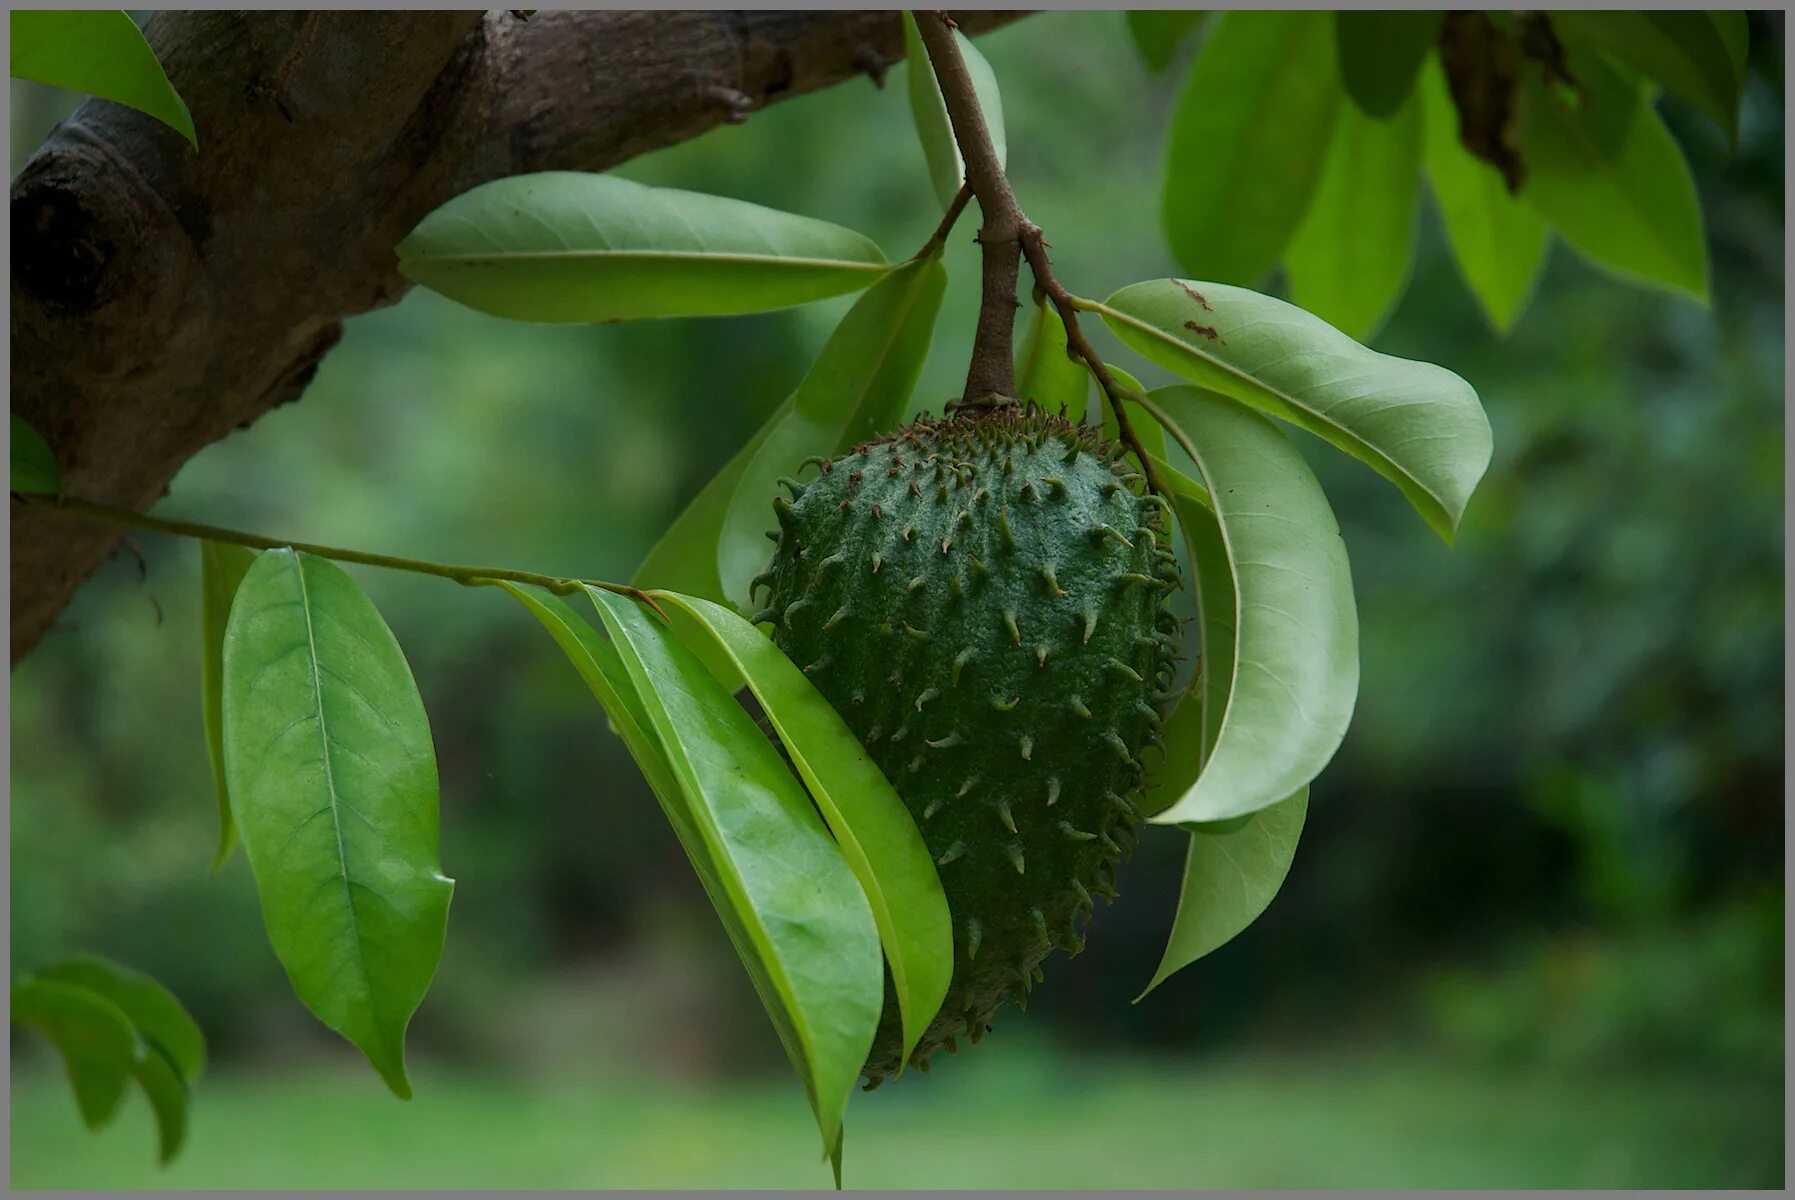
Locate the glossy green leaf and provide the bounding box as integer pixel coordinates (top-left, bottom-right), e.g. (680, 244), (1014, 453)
(587, 588), (881, 1156)
(1517, 47), (1709, 302)
(10, 11), (196, 148)
(1419, 58), (1550, 334)
(498, 580), (831, 1158)
(1092, 279), (1492, 542)
(718, 255), (946, 612)
(655, 591), (953, 1062)
(902, 11), (1007, 209)
(1334, 11), (1441, 118)
(221, 549), (453, 1099)
(1133, 386), (1358, 823)
(11, 978), (135, 1131)
(36, 956), (205, 1082)
(1142, 789), (1309, 994)
(396, 172), (889, 323)
(1285, 90), (1423, 341)
(200, 542), (258, 872)
(1552, 11), (1744, 138)
(1016, 299), (1089, 416)
(1125, 10), (1209, 73)
(11, 413), (59, 495)
(1161, 10), (1343, 286)
(633, 397), (794, 605)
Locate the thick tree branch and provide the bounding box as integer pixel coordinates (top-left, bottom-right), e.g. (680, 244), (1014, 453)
(10, 9), (1025, 664)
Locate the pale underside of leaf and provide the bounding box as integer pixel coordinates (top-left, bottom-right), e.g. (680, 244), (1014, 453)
(1091, 279), (1492, 543)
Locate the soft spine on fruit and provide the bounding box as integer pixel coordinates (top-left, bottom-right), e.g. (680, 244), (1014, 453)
(754, 406), (1181, 1085)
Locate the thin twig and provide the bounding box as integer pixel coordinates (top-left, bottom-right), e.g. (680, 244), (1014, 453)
(1019, 229), (1164, 497)
(912, 182), (973, 259)
(913, 11), (1160, 494)
(17, 493), (664, 616)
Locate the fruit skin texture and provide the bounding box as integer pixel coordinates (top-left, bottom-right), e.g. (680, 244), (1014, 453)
(754, 406), (1180, 1084)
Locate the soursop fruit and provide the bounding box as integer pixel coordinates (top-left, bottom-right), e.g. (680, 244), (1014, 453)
(752, 405), (1181, 1085)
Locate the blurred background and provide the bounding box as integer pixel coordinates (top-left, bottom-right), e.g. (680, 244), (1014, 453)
(10, 11), (1784, 1189)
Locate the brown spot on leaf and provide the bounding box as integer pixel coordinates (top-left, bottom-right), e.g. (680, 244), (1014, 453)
(1183, 321), (1225, 344)
(1174, 280), (1212, 311)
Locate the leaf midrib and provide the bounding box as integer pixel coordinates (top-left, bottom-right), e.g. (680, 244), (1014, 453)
(399, 249), (890, 271)
(290, 554), (384, 1061)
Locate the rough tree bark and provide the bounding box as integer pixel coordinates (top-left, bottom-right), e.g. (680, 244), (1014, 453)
(10, 9), (1025, 664)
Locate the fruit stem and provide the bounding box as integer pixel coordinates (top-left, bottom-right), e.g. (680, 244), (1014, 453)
(15, 493), (662, 613)
(913, 12), (1161, 495)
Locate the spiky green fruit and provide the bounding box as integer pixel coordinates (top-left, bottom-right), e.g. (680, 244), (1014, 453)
(754, 406), (1181, 1084)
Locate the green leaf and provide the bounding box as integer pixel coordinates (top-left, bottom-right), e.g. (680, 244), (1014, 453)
(396, 172), (890, 323)
(1140, 789), (1309, 995)
(655, 591), (953, 1065)
(1419, 57), (1550, 334)
(1551, 11), (1745, 139)
(1285, 90), (1423, 341)
(1092, 279), (1492, 542)
(497, 580), (832, 1142)
(11, 978), (135, 1132)
(127, 1040), (189, 1164)
(1517, 47), (1709, 302)
(10, 11), (196, 148)
(1015, 300), (1089, 417)
(11, 413), (60, 495)
(718, 255), (946, 612)
(1334, 11), (1442, 118)
(1160, 11), (1343, 286)
(902, 11), (1007, 209)
(199, 542), (258, 872)
(1133, 387), (1358, 823)
(221, 549), (453, 1099)
(35, 956), (205, 1083)
(633, 397), (795, 605)
(1125, 10), (1209, 74)
(1712, 12), (1749, 80)
(587, 588), (882, 1157)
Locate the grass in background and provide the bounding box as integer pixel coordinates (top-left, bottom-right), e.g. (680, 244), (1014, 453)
(11, 1042), (1782, 1189)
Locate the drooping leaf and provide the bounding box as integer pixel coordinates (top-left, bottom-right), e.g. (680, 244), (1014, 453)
(1517, 47), (1709, 303)
(11, 978), (135, 1132)
(199, 542), (258, 872)
(633, 397), (795, 605)
(221, 549), (453, 1099)
(396, 173), (890, 323)
(1161, 10), (1343, 286)
(902, 11), (1007, 210)
(1285, 90), (1423, 341)
(1419, 57), (1551, 334)
(10, 11), (196, 148)
(1091, 279), (1492, 543)
(1551, 11), (1745, 139)
(127, 1040), (190, 1164)
(1125, 10), (1210, 74)
(35, 956), (205, 1082)
(1141, 789), (1309, 995)
(718, 254), (946, 612)
(1015, 299), (1089, 416)
(1133, 386), (1358, 823)
(1334, 11), (1442, 118)
(587, 587), (882, 1157)
(11, 413), (60, 495)
(655, 591), (952, 1063)
(497, 579), (830, 1142)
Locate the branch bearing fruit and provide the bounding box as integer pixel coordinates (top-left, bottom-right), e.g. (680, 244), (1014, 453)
(754, 406), (1181, 1084)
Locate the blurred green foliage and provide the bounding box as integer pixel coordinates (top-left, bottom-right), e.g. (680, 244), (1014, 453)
(10, 11), (1784, 1186)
